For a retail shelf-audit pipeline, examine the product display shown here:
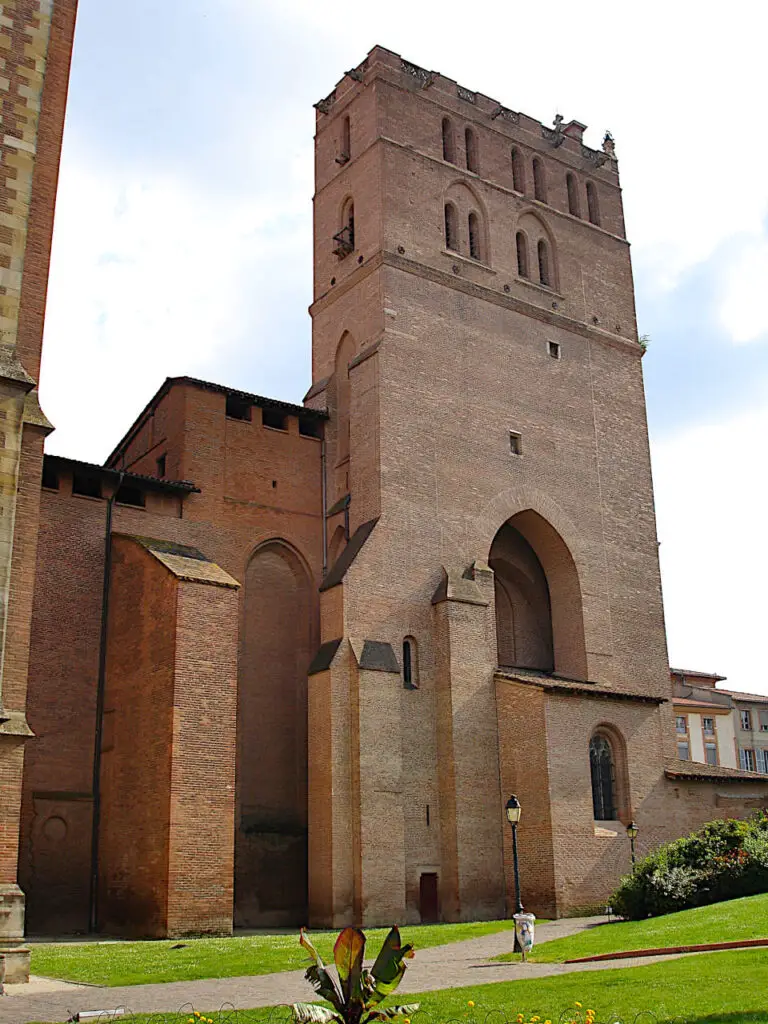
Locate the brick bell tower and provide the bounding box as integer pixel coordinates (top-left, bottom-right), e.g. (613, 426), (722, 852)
(304, 47), (678, 925)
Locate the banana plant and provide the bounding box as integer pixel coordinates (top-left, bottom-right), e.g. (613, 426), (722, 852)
(291, 925), (419, 1024)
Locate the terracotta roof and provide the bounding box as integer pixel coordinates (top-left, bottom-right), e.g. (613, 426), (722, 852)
(665, 759), (768, 784)
(716, 688), (768, 705)
(672, 697), (732, 712)
(670, 667), (727, 682)
(495, 668), (667, 704)
(44, 454), (199, 493)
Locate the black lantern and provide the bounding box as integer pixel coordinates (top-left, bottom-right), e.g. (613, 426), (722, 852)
(626, 820), (639, 866)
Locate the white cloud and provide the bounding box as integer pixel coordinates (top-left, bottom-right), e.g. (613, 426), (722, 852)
(719, 234), (768, 344)
(653, 404), (768, 695)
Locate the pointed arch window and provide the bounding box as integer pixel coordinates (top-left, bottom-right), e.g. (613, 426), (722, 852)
(537, 238), (551, 286)
(465, 127), (478, 173)
(590, 733), (616, 820)
(516, 231), (528, 278)
(442, 117), (455, 163)
(533, 158), (547, 202)
(586, 181), (600, 225)
(403, 637), (419, 689)
(468, 212), (481, 260)
(511, 148), (525, 193)
(444, 203), (459, 251)
(333, 199), (355, 258)
(567, 173), (580, 217)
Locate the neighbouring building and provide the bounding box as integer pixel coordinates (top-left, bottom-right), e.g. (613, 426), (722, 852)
(719, 687), (768, 774)
(671, 668), (737, 769)
(7, 46), (768, 961)
(0, 0), (79, 982)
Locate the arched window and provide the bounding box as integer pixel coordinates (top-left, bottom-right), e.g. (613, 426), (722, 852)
(465, 127), (478, 173)
(567, 173), (580, 217)
(442, 117), (455, 163)
(444, 203), (459, 251)
(403, 637), (418, 689)
(468, 212), (481, 260)
(340, 116), (351, 163)
(511, 148), (525, 193)
(589, 733), (616, 820)
(532, 158), (547, 202)
(335, 332), (355, 464)
(537, 238), (550, 286)
(333, 199), (355, 258)
(586, 181), (600, 225)
(516, 231), (528, 278)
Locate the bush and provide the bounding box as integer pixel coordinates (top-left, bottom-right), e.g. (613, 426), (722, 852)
(612, 811), (768, 919)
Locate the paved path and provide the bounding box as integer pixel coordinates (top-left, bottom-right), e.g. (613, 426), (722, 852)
(0, 917), (704, 1024)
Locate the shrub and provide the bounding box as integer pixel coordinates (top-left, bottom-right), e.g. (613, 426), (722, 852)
(612, 811), (768, 919)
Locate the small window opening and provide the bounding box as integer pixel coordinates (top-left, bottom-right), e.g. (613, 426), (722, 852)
(538, 239), (551, 287)
(516, 232), (528, 278)
(115, 483), (145, 508)
(262, 407), (287, 431)
(548, 341), (561, 359)
(72, 471), (102, 499)
(442, 117), (455, 163)
(226, 393), (252, 421)
(465, 127), (478, 173)
(41, 460), (59, 490)
(589, 733), (616, 820)
(533, 158), (547, 202)
(444, 203), (458, 251)
(299, 417), (322, 438)
(337, 115), (351, 164)
(403, 637), (419, 689)
(468, 212), (481, 260)
(426, 804), (431, 827)
(156, 453), (166, 477)
(272, 480), (277, 489)
(509, 430), (522, 456)
(511, 148), (525, 193)
(586, 181), (600, 225)
(567, 173), (580, 217)
(333, 201), (355, 258)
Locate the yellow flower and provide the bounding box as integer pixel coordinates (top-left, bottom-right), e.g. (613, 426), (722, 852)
(575, 1004), (582, 1010)
(468, 1002), (475, 1008)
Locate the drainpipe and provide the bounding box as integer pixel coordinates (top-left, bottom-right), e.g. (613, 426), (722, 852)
(88, 471), (123, 932)
(321, 439), (328, 577)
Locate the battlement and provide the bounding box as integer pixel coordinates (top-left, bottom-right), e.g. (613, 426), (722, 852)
(314, 45), (617, 176)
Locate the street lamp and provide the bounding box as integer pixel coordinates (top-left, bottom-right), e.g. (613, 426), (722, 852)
(626, 820), (639, 867)
(505, 794), (523, 951)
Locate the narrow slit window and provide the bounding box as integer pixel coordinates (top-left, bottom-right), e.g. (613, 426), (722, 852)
(465, 127), (478, 173)
(516, 231), (528, 278)
(442, 117), (455, 163)
(538, 239), (551, 286)
(511, 148), (525, 193)
(403, 637), (418, 688)
(338, 115), (351, 164)
(586, 182), (600, 225)
(444, 203), (458, 251)
(509, 430), (522, 456)
(156, 454), (167, 477)
(567, 173), (580, 216)
(533, 158), (547, 202)
(468, 212), (481, 260)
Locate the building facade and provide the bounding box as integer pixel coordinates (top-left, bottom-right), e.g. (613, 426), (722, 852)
(671, 669), (737, 770)
(0, 0), (78, 983)
(9, 46), (768, 954)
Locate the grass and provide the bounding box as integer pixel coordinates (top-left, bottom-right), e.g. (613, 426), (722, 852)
(31, 919), (521, 987)
(495, 892), (768, 964)
(30, 949), (768, 1024)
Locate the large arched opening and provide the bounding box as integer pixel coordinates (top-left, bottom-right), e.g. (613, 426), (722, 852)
(235, 540), (314, 927)
(490, 510), (587, 679)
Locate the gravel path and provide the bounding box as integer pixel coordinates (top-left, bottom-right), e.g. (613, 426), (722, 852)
(1, 916), (702, 1024)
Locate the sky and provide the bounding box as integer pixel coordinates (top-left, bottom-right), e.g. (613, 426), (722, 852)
(39, 0), (768, 694)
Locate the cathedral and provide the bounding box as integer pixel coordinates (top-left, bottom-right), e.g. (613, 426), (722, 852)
(3, 28), (768, 982)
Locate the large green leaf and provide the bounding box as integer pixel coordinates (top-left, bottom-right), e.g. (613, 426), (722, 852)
(368, 927), (415, 1006)
(299, 929), (343, 1010)
(291, 1003), (343, 1024)
(363, 1004), (420, 1023)
(333, 927), (366, 1007)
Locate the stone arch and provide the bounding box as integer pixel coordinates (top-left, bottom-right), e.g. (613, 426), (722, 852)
(516, 210), (558, 290)
(490, 526), (553, 672)
(444, 180), (490, 262)
(235, 538), (315, 926)
(482, 496), (588, 680)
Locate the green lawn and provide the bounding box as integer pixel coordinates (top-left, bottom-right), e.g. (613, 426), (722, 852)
(496, 892), (768, 964)
(31, 919), (520, 987)
(34, 949), (768, 1024)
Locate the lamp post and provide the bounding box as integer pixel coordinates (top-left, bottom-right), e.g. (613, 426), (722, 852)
(505, 794), (523, 951)
(626, 820), (639, 867)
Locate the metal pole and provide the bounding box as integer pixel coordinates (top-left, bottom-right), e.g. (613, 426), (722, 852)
(510, 821), (523, 953)
(630, 834), (636, 866)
